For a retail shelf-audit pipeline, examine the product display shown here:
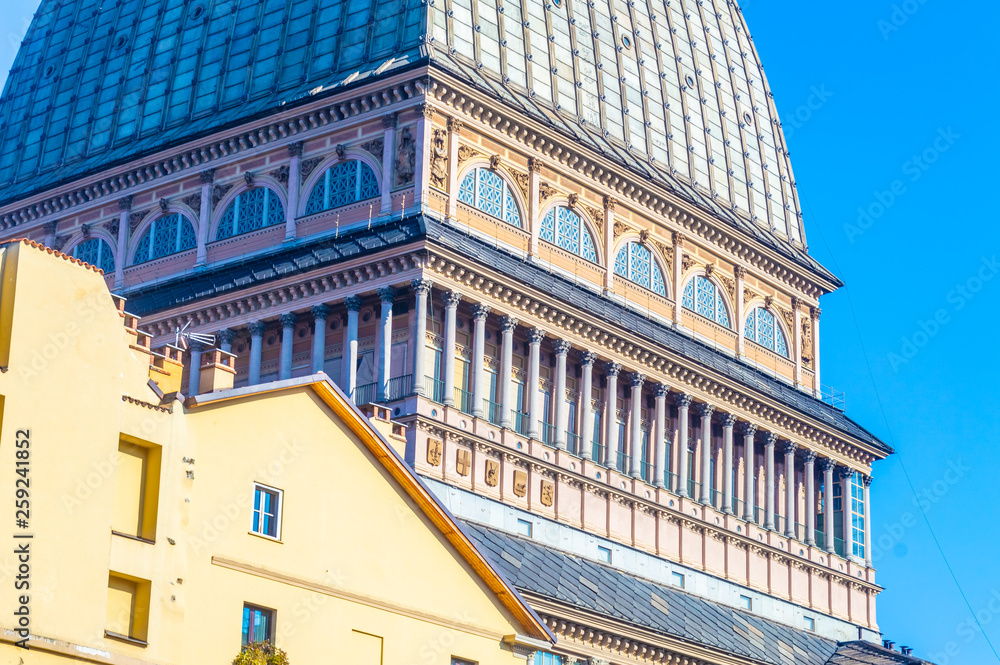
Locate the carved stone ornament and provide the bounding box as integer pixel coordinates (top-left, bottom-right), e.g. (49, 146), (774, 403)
(457, 144), (478, 169)
(704, 262), (715, 277)
(335, 144), (347, 159)
(743, 286), (756, 303)
(509, 169), (529, 200)
(456, 448), (471, 476)
(80, 223), (91, 238)
(427, 439), (443, 466)
(212, 183), (234, 206)
(52, 235), (68, 251)
(613, 221), (631, 239)
(567, 192), (579, 208)
(300, 157), (323, 183)
(429, 128), (449, 191)
(489, 154), (502, 170)
(394, 127), (416, 187)
(513, 470), (527, 498)
(801, 320), (814, 365)
(719, 275), (736, 303)
(538, 182), (557, 204)
(103, 219), (119, 236)
(540, 480), (554, 507)
(654, 241), (673, 270)
(360, 138), (384, 159)
(181, 192), (202, 212)
(527, 156), (542, 173)
(681, 253), (697, 272)
(129, 210), (149, 232)
(485, 459), (499, 487)
(268, 165), (289, 185)
(779, 307), (794, 331)
(158, 198), (170, 212)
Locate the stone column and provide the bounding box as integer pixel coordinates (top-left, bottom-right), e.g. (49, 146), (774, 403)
(822, 459), (836, 554)
(526, 328), (545, 440)
(653, 384), (669, 488)
(553, 341), (571, 450)
(196, 170), (214, 265)
(783, 441), (798, 538)
(446, 118), (463, 219)
(735, 266), (746, 355)
(285, 143), (302, 241)
(672, 233), (685, 325)
(43, 220), (57, 248)
(863, 474), (873, 568)
(741, 423), (758, 522)
(804, 451), (817, 546)
(528, 158), (541, 256)
(764, 433), (777, 530)
(279, 313), (296, 381)
(115, 196), (132, 287)
(218, 328), (235, 355)
(603, 363), (622, 469)
(603, 196), (616, 292)
(628, 373), (646, 478)
(248, 321), (265, 386)
(675, 393), (693, 497)
(187, 341), (204, 397)
(377, 287), (396, 402)
(414, 103), (434, 208)
(311, 305), (329, 374)
(792, 296), (803, 386)
(722, 413), (737, 514)
(442, 292), (461, 407)
(811, 306), (822, 398)
(471, 303), (490, 418)
(499, 316), (518, 429)
(411, 279), (431, 396)
(580, 352), (597, 460)
(343, 296), (362, 398)
(698, 403), (715, 504)
(381, 113), (397, 214)
(840, 466), (854, 559)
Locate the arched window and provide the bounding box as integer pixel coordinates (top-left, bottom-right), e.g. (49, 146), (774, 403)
(540, 205), (598, 263)
(216, 188), (284, 240)
(73, 237), (114, 274)
(305, 160), (379, 215)
(682, 275), (731, 328)
(614, 241), (666, 296)
(133, 214), (197, 264)
(744, 306), (789, 357)
(457, 167), (522, 227)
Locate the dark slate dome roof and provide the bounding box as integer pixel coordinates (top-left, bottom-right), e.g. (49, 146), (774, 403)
(0, 0), (825, 275)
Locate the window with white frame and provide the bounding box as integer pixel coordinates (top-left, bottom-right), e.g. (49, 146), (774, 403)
(305, 160), (379, 215)
(850, 472), (865, 560)
(682, 275), (731, 328)
(132, 213), (197, 264)
(744, 306), (789, 357)
(536, 652), (563, 665)
(73, 237), (115, 273)
(614, 241), (667, 296)
(540, 205), (598, 263)
(457, 167), (522, 227)
(216, 188), (285, 240)
(251, 483), (282, 539)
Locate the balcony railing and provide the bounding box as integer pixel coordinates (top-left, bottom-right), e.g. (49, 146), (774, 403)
(353, 382), (376, 406)
(641, 460), (653, 483)
(455, 387), (474, 415)
(424, 375), (445, 403)
(591, 440), (606, 466)
(384, 374), (412, 401)
(484, 399), (502, 425)
(540, 422), (557, 447)
(819, 383), (846, 411)
(513, 410), (529, 436)
(566, 431), (582, 456)
(617, 451), (630, 475)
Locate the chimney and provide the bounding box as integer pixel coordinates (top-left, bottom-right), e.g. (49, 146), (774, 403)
(901, 646), (912, 656)
(883, 640), (895, 652)
(199, 347), (237, 393)
(150, 344), (185, 395)
(360, 404), (408, 456)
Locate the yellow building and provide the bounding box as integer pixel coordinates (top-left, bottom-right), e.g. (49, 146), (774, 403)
(0, 239), (553, 663)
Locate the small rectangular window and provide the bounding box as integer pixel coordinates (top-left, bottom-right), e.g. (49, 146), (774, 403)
(516, 518), (533, 537)
(804, 616), (815, 631)
(671, 572), (685, 588)
(535, 653), (563, 665)
(252, 483), (282, 539)
(106, 573), (151, 643)
(112, 437), (161, 541)
(739, 595), (752, 611)
(597, 546), (612, 563)
(242, 604), (275, 645)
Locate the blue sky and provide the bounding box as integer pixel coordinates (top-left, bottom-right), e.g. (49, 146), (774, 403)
(1, 1), (997, 663)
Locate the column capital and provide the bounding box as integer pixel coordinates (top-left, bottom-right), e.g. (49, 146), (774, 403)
(791, 296), (801, 310)
(782, 440), (799, 455)
(311, 304), (330, 320)
(553, 340), (572, 355)
(417, 102), (435, 119)
(42, 220), (58, 235)
(447, 117), (464, 133)
(248, 321), (266, 337)
(280, 313), (297, 329)
(696, 402), (715, 418)
(653, 383), (670, 397)
(628, 372), (646, 388)
(762, 432), (778, 447)
(721, 412), (738, 428)
(602, 195), (617, 212)
(803, 450), (818, 464)
(810, 306), (822, 320)
(442, 291), (462, 308)
(118, 195), (134, 211)
(528, 156), (542, 173)
(382, 112), (399, 129)
(837, 465), (855, 481)
(218, 328), (236, 345)
(199, 168), (216, 184)
(411, 278), (433, 295)
(345, 295), (363, 312)
(674, 392), (693, 409)
(188, 340), (204, 353)
(862, 474), (873, 487)
(287, 141), (304, 158)
(734, 265), (747, 279)
(579, 350), (597, 366)
(500, 315), (519, 332)
(672, 231), (685, 247)
(377, 286), (397, 303)
(739, 422), (758, 438)
(604, 361), (622, 377)
(820, 457), (837, 473)
(472, 304), (492, 320)
(527, 328), (546, 344)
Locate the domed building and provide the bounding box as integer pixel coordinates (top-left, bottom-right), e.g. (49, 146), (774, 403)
(0, 0), (928, 663)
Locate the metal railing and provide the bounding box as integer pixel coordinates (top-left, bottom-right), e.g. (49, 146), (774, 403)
(592, 441), (606, 466)
(513, 410), (529, 436)
(642, 461), (653, 483)
(384, 374), (412, 401)
(834, 536), (845, 557)
(425, 375), (445, 403)
(566, 431), (581, 456)
(353, 382), (376, 405)
(815, 529), (827, 550)
(484, 399), (502, 425)
(540, 422), (557, 447)
(617, 452), (630, 474)
(819, 383), (846, 411)
(455, 387), (473, 415)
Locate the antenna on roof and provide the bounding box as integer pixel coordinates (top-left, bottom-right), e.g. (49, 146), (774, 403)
(174, 320), (215, 350)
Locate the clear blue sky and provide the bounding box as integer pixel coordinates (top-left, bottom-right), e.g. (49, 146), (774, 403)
(1, 1), (997, 663)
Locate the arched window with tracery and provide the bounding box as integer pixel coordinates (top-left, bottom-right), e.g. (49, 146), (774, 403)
(216, 188), (284, 240)
(540, 205), (598, 263)
(132, 213), (197, 264)
(744, 306), (789, 357)
(614, 241), (666, 296)
(682, 275), (731, 328)
(73, 237), (115, 274)
(457, 167), (522, 227)
(305, 160), (379, 215)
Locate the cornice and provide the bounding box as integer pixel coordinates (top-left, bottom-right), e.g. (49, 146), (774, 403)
(425, 74), (838, 300)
